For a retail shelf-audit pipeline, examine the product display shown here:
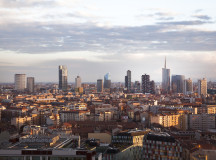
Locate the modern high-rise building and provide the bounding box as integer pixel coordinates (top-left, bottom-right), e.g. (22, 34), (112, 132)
(134, 81), (141, 93)
(104, 73), (111, 89)
(184, 78), (193, 95)
(27, 77), (35, 93)
(75, 76), (82, 88)
(141, 74), (150, 94)
(162, 57), (170, 94)
(97, 79), (103, 93)
(141, 74), (155, 94)
(15, 74), (26, 91)
(149, 80), (155, 94)
(198, 78), (207, 97)
(171, 75), (185, 93)
(59, 65), (68, 91)
(125, 70), (131, 91)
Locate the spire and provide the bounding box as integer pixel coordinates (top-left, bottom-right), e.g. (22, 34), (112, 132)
(164, 56), (166, 68)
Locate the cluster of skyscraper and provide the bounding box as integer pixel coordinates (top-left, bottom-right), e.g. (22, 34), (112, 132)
(14, 60), (207, 97)
(124, 57), (207, 97)
(58, 65), (111, 93)
(125, 71), (155, 94)
(161, 58), (207, 97)
(14, 74), (34, 92)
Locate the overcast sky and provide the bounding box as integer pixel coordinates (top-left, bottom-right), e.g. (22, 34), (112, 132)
(0, 0), (216, 83)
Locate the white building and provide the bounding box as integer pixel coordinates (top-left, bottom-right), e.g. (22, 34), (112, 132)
(15, 74), (26, 91)
(75, 76), (81, 88)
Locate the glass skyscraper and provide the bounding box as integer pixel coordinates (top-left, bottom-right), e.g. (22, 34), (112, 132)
(171, 75), (185, 93)
(162, 57), (170, 94)
(59, 65), (68, 91)
(97, 79), (103, 92)
(27, 77), (35, 93)
(104, 73), (111, 88)
(125, 70), (131, 91)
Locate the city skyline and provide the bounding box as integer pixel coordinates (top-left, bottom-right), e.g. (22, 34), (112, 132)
(0, 0), (216, 82)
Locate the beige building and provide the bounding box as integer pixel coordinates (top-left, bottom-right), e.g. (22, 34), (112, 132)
(207, 105), (216, 114)
(150, 113), (188, 130)
(60, 110), (90, 122)
(11, 116), (32, 129)
(104, 111), (112, 122)
(198, 78), (207, 97)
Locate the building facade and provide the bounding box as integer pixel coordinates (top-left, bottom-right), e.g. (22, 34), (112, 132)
(189, 114), (215, 131)
(142, 132), (182, 160)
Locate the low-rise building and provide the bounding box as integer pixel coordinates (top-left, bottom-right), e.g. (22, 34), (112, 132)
(142, 132), (182, 160)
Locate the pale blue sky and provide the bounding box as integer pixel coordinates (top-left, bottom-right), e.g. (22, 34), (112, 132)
(0, 0), (216, 82)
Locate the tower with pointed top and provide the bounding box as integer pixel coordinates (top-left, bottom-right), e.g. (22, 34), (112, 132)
(162, 57), (170, 94)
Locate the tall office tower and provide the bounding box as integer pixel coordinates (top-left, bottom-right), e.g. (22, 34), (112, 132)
(141, 74), (150, 94)
(125, 70), (131, 91)
(27, 77), (35, 93)
(149, 80), (155, 94)
(184, 78), (193, 95)
(59, 65), (68, 91)
(162, 57), (170, 94)
(134, 81), (141, 93)
(198, 78), (207, 97)
(15, 74), (26, 91)
(104, 73), (111, 88)
(171, 75), (185, 93)
(97, 79), (103, 93)
(75, 76), (82, 88)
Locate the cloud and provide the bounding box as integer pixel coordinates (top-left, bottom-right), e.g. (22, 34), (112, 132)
(193, 15), (211, 20)
(157, 20), (212, 25)
(0, 0), (56, 8)
(0, 22), (216, 56)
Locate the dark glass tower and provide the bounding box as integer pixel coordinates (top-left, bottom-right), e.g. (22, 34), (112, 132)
(104, 73), (111, 88)
(171, 75), (185, 93)
(59, 65), (68, 91)
(141, 74), (150, 94)
(125, 70), (131, 91)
